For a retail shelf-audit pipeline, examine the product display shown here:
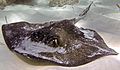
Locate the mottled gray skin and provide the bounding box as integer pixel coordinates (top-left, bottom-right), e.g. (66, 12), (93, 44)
(2, 19), (118, 66)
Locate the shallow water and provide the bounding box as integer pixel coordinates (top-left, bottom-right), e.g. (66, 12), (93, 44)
(0, 0), (120, 70)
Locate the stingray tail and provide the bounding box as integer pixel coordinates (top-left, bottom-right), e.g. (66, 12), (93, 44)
(74, 1), (93, 23)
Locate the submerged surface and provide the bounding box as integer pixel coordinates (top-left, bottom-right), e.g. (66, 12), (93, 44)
(0, 0), (120, 70)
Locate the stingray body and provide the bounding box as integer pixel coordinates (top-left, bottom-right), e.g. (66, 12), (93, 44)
(2, 19), (118, 66)
(2, 2), (118, 66)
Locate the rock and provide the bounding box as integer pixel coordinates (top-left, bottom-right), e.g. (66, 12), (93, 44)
(49, 0), (79, 7)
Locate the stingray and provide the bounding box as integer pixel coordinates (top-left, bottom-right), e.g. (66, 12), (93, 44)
(2, 2), (118, 66)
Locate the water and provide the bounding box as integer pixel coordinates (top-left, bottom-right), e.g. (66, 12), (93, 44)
(0, 0), (120, 70)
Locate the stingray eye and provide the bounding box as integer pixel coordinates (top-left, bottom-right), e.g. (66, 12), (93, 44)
(48, 37), (60, 47)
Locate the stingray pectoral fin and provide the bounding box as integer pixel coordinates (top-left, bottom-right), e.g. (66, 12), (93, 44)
(2, 22), (30, 50)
